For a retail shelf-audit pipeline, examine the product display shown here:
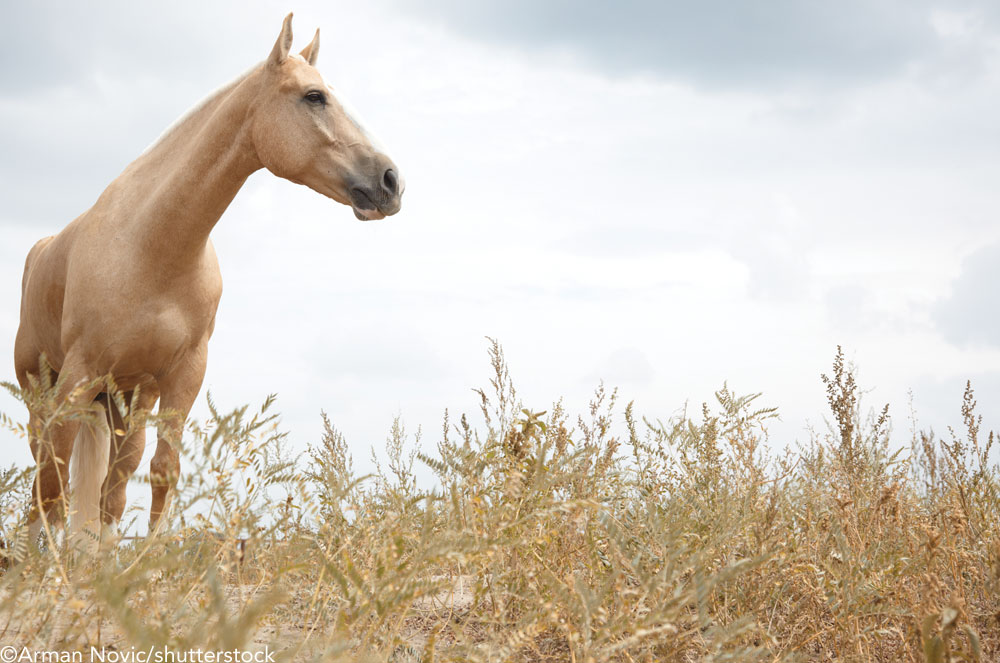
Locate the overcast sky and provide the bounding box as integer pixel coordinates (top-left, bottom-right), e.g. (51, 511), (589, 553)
(2, 1), (999, 496)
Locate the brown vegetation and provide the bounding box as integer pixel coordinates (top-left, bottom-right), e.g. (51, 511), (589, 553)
(0, 342), (997, 662)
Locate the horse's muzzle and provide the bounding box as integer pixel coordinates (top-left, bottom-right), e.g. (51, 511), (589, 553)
(349, 171), (403, 221)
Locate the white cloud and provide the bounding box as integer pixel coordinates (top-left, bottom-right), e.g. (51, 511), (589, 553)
(933, 242), (1000, 348)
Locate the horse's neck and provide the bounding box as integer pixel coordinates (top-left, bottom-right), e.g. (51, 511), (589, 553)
(118, 69), (263, 264)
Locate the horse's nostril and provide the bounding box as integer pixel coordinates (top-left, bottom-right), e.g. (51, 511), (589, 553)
(382, 168), (398, 195)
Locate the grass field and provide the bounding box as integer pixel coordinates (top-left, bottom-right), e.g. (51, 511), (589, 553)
(1, 342), (997, 662)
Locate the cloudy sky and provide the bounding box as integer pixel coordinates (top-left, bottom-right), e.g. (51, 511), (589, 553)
(1, 1), (999, 491)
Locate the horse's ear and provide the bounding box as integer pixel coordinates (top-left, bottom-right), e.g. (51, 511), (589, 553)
(268, 13), (294, 66)
(300, 29), (320, 66)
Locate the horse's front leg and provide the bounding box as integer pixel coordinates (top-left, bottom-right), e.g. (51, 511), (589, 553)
(101, 384), (160, 528)
(149, 346), (207, 533)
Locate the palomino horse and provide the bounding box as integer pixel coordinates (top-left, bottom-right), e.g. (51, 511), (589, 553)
(14, 14), (403, 547)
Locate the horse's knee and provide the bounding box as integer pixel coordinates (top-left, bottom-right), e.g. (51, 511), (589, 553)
(31, 474), (69, 524)
(107, 447), (144, 491)
(150, 447), (180, 487)
(29, 421), (78, 522)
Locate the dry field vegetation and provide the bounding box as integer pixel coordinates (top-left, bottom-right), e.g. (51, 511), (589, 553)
(0, 341), (998, 662)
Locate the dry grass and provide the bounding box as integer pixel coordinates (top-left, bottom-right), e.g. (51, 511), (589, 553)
(0, 342), (997, 662)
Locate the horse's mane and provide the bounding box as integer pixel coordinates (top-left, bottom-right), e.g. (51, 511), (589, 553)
(140, 64), (260, 156)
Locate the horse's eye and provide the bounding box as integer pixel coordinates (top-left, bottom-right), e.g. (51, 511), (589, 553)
(304, 91), (326, 106)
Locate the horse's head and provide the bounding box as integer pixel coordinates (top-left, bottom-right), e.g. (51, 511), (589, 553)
(251, 14), (403, 221)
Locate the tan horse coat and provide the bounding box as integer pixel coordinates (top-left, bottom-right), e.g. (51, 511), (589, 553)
(13, 14), (402, 542)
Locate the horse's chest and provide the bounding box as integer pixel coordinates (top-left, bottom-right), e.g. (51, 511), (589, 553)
(127, 283), (220, 346)
(93, 294), (217, 378)
(134, 297), (216, 344)
(70, 269), (222, 377)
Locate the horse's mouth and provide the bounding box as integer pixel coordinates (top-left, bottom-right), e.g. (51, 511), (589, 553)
(349, 187), (404, 221)
(352, 206), (385, 221)
(350, 188), (386, 221)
